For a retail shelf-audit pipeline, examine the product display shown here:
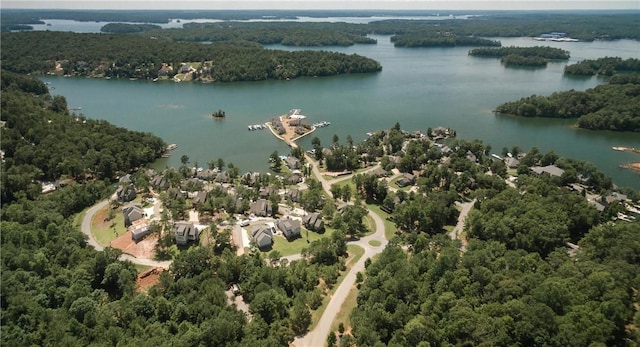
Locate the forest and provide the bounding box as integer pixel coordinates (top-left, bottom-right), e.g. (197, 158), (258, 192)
(0, 31), (382, 82)
(155, 22), (377, 47)
(495, 75), (640, 132)
(391, 35), (500, 48)
(564, 57), (640, 76)
(468, 46), (570, 59)
(0, 70), (167, 204)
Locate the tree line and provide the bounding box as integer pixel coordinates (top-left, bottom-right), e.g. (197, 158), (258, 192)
(564, 57), (640, 76)
(0, 71), (167, 204)
(495, 78), (640, 131)
(0, 31), (382, 82)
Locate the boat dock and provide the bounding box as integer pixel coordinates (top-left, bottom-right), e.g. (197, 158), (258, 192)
(248, 124), (266, 130)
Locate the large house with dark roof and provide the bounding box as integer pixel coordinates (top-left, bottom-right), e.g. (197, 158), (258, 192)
(173, 221), (200, 245)
(250, 199), (272, 217)
(278, 218), (301, 240)
(123, 203), (145, 227)
(252, 225), (273, 250)
(303, 212), (325, 232)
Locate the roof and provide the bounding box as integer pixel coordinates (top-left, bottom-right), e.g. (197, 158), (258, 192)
(531, 165), (564, 177)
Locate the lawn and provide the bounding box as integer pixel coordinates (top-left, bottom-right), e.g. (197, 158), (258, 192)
(269, 226), (336, 257)
(91, 205), (128, 246)
(309, 244), (365, 332)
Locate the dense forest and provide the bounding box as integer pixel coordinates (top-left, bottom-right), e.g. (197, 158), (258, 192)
(0, 70), (166, 203)
(3, 10), (640, 44)
(101, 23), (162, 33)
(468, 46), (570, 59)
(564, 57), (640, 76)
(367, 12), (640, 41)
(153, 22), (377, 46)
(351, 221), (639, 346)
(0, 31), (382, 82)
(391, 35), (500, 48)
(495, 77), (640, 131)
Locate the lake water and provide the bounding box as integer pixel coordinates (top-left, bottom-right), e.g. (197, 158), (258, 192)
(41, 36), (640, 189)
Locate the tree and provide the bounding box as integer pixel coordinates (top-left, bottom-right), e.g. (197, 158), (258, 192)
(328, 331), (337, 347)
(270, 151), (282, 172)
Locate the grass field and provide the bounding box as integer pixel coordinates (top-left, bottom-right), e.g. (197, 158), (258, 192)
(91, 205), (128, 246)
(269, 226), (336, 257)
(309, 244), (365, 332)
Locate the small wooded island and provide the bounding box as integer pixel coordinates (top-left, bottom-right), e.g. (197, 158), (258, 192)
(211, 109), (226, 118)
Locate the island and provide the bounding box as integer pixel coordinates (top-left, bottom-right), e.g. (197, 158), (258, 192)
(211, 109), (226, 119)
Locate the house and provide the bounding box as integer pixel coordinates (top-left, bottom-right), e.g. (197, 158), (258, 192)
(259, 187), (276, 199)
(242, 172), (261, 187)
(252, 225), (273, 250)
(505, 157), (520, 169)
(286, 173), (303, 185)
(119, 174), (134, 185)
(191, 191), (208, 206)
(116, 184), (137, 203)
(370, 167), (389, 177)
(397, 173), (416, 188)
(286, 188), (301, 202)
(197, 169), (218, 181)
(130, 219), (152, 242)
(531, 165), (564, 177)
(215, 171), (231, 183)
(173, 221), (200, 245)
(278, 218), (301, 240)
(167, 187), (185, 200)
(605, 192), (629, 204)
(250, 199), (272, 217)
(151, 174), (170, 190)
(303, 212), (325, 232)
(123, 204), (145, 227)
(285, 156), (301, 170)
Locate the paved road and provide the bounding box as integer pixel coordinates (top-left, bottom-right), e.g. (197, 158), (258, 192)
(449, 199), (476, 252)
(293, 157), (389, 347)
(81, 199), (171, 269)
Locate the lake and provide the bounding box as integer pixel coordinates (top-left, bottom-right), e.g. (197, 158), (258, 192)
(41, 36), (640, 189)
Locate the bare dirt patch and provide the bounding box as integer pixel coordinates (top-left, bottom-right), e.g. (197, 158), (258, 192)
(111, 231), (159, 259)
(92, 206), (110, 229)
(136, 267), (164, 293)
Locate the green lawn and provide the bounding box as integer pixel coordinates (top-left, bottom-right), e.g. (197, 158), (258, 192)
(269, 227), (336, 257)
(92, 205), (128, 246)
(368, 240), (382, 247)
(309, 244), (365, 332)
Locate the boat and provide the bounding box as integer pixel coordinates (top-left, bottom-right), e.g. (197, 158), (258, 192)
(166, 144), (177, 151)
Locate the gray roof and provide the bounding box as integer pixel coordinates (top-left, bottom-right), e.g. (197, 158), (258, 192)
(531, 165), (564, 177)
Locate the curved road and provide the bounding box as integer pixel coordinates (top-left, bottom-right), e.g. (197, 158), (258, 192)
(293, 157), (389, 347)
(81, 199), (171, 269)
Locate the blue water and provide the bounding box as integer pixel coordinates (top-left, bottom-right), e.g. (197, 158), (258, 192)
(42, 36), (640, 188)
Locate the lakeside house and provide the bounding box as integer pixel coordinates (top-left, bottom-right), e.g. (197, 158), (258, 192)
(531, 165), (565, 177)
